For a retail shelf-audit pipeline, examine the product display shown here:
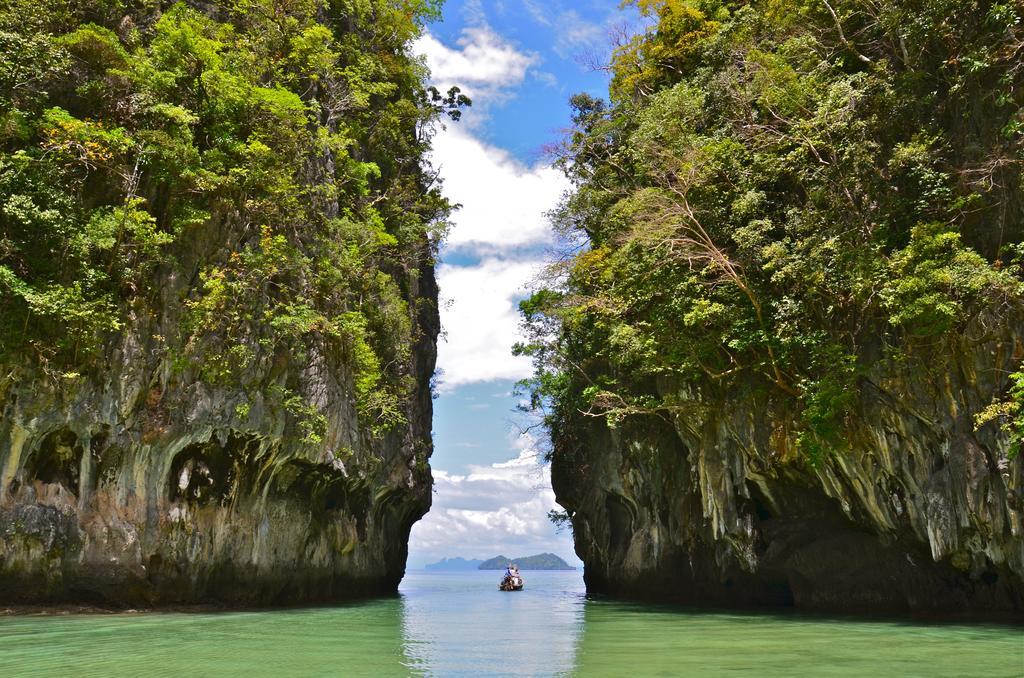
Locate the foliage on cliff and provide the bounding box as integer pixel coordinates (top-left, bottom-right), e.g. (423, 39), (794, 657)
(518, 0), (1024, 462)
(0, 0), (462, 434)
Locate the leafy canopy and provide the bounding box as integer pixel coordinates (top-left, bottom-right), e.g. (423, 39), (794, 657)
(1, 0), (467, 437)
(519, 0), (1023, 464)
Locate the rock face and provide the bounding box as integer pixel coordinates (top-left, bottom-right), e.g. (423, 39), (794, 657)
(0, 1), (443, 608)
(0, 263), (437, 606)
(552, 314), (1024, 617)
(0, 263), (437, 605)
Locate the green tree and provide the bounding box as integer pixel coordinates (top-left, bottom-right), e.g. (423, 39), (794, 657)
(519, 0), (1023, 464)
(1, 0), (467, 436)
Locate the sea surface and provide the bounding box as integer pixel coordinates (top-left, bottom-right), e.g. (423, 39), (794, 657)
(0, 570), (1021, 676)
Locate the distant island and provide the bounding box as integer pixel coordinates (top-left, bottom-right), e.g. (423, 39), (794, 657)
(424, 557), (483, 571)
(423, 553), (576, 571)
(478, 553), (575, 570)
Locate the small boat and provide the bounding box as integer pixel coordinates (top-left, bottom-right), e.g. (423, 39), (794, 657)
(499, 573), (524, 591)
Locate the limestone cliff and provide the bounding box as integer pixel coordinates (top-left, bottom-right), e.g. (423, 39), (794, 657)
(521, 0), (1024, 619)
(0, 266), (437, 606)
(552, 313), (1023, 617)
(0, 0), (447, 606)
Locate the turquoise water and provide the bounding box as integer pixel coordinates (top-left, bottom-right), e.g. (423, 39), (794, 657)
(0, 571), (1021, 676)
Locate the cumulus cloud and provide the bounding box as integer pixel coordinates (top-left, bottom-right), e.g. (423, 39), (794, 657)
(436, 257), (540, 390)
(408, 437), (577, 565)
(414, 26), (538, 107)
(413, 25), (569, 389)
(433, 125), (567, 253)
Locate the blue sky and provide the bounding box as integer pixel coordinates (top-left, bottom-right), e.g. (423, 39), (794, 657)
(425, 0), (626, 163)
(405, 0), (636, 568)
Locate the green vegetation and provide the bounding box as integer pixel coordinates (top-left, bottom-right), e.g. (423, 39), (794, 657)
(976, 368), (1024, 458)
(518, 0), (1023, 464)
(478, 553), (575, 570)
(1, 0), (465, 436)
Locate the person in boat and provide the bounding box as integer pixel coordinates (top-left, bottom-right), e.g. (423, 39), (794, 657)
(503, 563), (521, 587)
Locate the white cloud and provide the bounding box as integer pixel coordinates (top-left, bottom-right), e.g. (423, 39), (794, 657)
(408, 436), (578, 566)
(433, 124), (567, 252)
(413, 26), (538, 107)
(436, 257), (540, 390)
(522, 0), (550, 25)
(462, 0), (487, 25)
(413, 27), (569, 389)
(533, 70), (560, 88)
(522, 0), (607, 58)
